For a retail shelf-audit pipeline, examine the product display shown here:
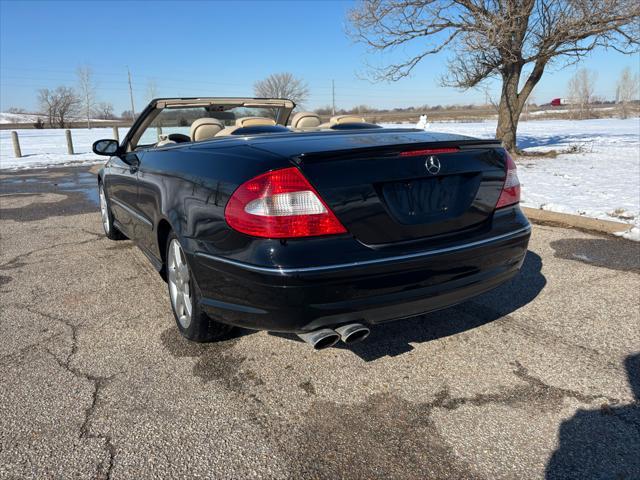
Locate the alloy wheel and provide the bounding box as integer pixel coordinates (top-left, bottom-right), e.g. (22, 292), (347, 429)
(99, 185), (110, 234)
(167, 239), (193, 329)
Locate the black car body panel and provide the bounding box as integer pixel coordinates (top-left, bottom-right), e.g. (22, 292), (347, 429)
(98, 99), (530, 335)
(188, 206), (529, 332)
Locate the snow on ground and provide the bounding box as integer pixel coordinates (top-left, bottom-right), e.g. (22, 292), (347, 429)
(0, 112), (114, 124)
(0, 127), (129, 170)
(528, 106), (616, 116)
(1, 118), (639, 239)
(0, 112), (45, 124)
(384, 117), (640, 237)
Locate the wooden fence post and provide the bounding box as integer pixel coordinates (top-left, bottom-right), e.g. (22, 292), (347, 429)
(65, 129), (74, 155)
(11, 131), (22, 158)
(112, 126), (119, 142)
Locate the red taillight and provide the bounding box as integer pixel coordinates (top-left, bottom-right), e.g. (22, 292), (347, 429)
(399, 147), (459, 157)
(495, 151), (521, 209)
(225, 167), (347, 238)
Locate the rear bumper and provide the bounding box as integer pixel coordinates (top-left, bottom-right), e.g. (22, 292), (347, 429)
(188, 208), (531, 333)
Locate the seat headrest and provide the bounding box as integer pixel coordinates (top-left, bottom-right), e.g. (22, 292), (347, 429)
(215, 126), (240, 137)
(190, 118), (224, 142)
(330, 115), (366, 124)
(290, 111), (321, 129)
(235, 117), (276, 127)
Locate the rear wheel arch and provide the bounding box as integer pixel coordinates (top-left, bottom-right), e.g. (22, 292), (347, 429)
(156, 218), (173, 279)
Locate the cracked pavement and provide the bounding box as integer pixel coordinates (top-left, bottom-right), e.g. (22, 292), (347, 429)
(0, 166), (639, 479)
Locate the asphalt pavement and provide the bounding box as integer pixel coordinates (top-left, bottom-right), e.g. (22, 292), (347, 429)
(0, 166), (638, 479)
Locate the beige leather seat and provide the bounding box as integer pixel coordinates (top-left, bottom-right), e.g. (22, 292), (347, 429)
(318, 114), (368, 129)
(236, 117), (276, 127)
(330, 114), (366, 124)
(190, 118), (224, 141)
(216, 117), (276, 136)
(290, 112), (321, 129)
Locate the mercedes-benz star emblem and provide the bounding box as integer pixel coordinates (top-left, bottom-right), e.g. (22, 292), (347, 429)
(425, 155), (441, 175)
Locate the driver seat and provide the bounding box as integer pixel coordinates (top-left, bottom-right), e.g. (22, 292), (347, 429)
(190, 118), (224, 141)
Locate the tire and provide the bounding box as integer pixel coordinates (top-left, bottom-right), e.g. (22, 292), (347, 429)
(99, 182), (126, 240)
(165, 232), (234, 342)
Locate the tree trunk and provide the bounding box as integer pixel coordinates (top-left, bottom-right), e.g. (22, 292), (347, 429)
(496, 67), (524, 153)
(495, 59), (546, 153)
(86, 93), (91, 130)
(496, 108), (520, 152)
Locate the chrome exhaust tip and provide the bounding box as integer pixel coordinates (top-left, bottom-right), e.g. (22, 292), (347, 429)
(335, 323), (370, 344)
(297, 329), (341, 350)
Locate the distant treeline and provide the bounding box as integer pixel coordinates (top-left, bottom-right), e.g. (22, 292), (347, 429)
(313, 99), (631, 116)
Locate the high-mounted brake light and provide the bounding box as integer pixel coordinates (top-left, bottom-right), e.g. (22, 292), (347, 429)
(225, 167), (347, 238)
(399, 147), (459, 157)
(495, 150), (521, 209)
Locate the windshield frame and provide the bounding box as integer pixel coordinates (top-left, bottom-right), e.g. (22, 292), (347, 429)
(123, 97), (296, 151)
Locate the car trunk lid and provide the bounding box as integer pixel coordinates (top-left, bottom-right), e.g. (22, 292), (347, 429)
(249, 129), (506, 245)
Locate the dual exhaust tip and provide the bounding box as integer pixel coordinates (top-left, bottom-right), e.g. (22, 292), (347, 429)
(297, 323), (370, 350)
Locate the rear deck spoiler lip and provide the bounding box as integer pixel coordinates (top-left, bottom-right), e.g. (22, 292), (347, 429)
(290, 138), (504, 165)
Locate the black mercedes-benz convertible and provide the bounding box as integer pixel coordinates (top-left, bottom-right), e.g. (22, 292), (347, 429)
(94, 97), (530, 349)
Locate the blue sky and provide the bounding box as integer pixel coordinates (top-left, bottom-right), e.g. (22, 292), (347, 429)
(1, 0), (638, 114)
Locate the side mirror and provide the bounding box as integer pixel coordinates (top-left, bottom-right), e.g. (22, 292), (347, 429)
(92, 139), (120, 156)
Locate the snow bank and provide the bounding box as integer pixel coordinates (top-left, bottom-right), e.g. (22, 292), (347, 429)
(0, 112), (114, 124)
(614, 227), (640, 242)
(0, 127), (129, 170)
(0, 112), (46, 124)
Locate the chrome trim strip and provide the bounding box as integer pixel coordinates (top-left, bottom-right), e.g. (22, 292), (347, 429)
(110, 197), (153, 227)
(195, 225), (531, 275)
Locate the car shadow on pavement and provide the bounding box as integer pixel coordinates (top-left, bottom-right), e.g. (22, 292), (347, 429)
(271, 250), (546, 362)
(338, 250), (546, 361)
(545, 353), (640, 479)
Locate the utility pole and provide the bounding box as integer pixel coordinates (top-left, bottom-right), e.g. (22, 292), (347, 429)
(85, 86), (91, 130)
(332, 79), (336, 116)
(127, 67), (136, 120)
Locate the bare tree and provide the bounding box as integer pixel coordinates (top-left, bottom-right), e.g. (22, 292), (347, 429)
(93, 102), (115, 120)
(616, 67), (639, 118)
(37, 86), (81, 128)
(56, 87), (81, 128)
(38, 88), (56, 127)
(77, 66), (96, 129)
(567, 68), (597, 119)
(314, 105), (334, 116)
(348, 0), (640, 152)
(254, 72), (309, 107)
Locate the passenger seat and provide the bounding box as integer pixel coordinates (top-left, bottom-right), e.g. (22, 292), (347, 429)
(318, 114), (367, 129)
(330, 114), (366, 124)
(236, 117), (276, 127)
(190, 118), (224, 141)
(290, 112), (321, 129)
(216, 117), (276, 136)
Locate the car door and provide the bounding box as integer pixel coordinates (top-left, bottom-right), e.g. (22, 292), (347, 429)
(133, 150), (163, 256)
(104, 151), (148, 240)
